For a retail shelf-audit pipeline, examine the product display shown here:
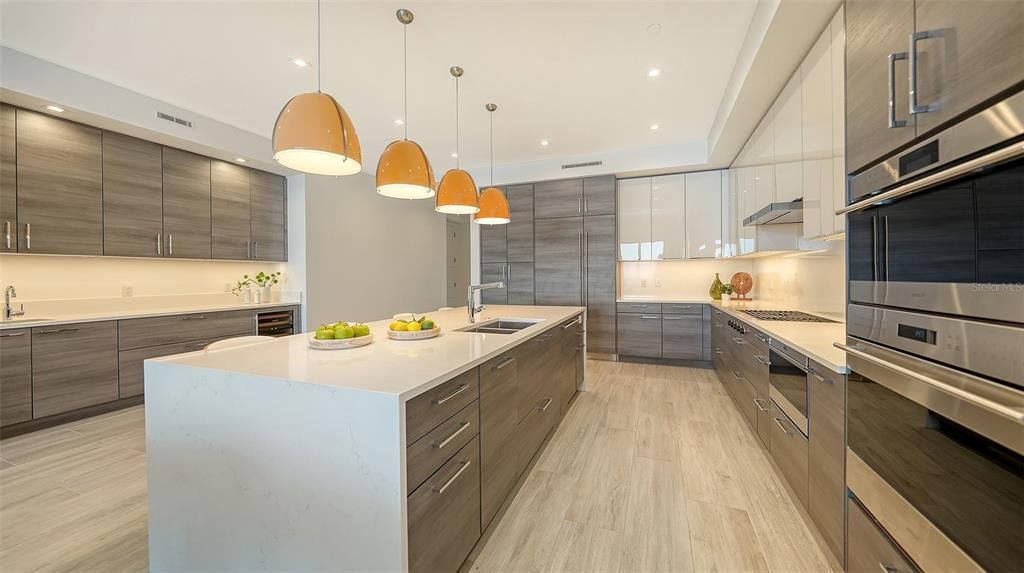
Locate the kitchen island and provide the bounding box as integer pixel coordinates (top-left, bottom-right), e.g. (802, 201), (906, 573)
(144, 305), (586, 573)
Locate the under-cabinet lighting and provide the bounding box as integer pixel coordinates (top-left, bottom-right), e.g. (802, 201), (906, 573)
(44, 105), (65, 113)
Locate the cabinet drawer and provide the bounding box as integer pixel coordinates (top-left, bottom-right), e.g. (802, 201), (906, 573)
(735, 344), (770, 396)
(406, 368), (479, 445)
(616, 313), (662, 357)
(848, 497), (919, 573)
(517, 330), (560, 421)
(407, 436), (481, 573)
(518, 394), (557, 470)
(769, 402), (809, 508)
(119, 310), (253, 350)
(808, 359), (847, 562)
(754, 393), (771, 449)
(479, 350), (522, 529)
(616, 302), (662, 314)
(0, 328), (32, 425)
(407, 400), (479, 495)
(662, 314), (702, 360)
(744, 326), (770, 355)
(32, 321), (118, 418)
(727, 370), (759, 431)
(662, 303), (702, 315)
(117, 333), (249, 398)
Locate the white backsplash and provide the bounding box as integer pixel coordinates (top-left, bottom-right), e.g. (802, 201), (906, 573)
(618, 239), (846, 317)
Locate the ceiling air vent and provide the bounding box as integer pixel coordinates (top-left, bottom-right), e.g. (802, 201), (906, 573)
(156, 111), (193, 128)
(561, 160), (603, 170)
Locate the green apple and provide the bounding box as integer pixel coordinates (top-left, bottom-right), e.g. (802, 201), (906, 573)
(352, 324), (370, 337)
(335, 325), (355, 339)
(421, 319), (434, 330)
(314, 329), (335, 340)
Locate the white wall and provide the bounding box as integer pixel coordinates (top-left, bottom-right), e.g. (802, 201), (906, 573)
(304, 173), (447, 327)
(750, 238), (845, 316)
(619, 259), (755, 300)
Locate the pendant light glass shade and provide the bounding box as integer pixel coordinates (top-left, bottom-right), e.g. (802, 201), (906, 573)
(475, 187), (510, 224)
(376, 140), (436, 199)
(436, 169), (479, 213)
(273, 92), (362, 175)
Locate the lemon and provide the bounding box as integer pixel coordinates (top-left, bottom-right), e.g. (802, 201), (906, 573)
(406, 321), (422, 332)
(390, 321), (407, 331)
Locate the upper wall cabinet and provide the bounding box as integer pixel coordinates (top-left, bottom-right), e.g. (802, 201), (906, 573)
(685, 171), (723, 259)
(212, 160), (252, 261)
(617, 178), (651, 260)
(103, 132), (164, 257)
(16, 110), (103, 255)
(845, 0), (1022, 174)
(0, 105), (16, 253)
(250, 170), (288, 262)
(506, 184), (535, 262)
(162, 148), (212, 259)
(534, 176), (614, 219)
(582, 176), (615, 216)
(830, 7), (846, 234)
(774, 74), (803, 203)
(651, 174), (685, 260)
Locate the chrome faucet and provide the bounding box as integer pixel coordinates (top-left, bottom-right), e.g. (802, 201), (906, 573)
(467, 282), (504, 323)
(4, 286), (24, 321)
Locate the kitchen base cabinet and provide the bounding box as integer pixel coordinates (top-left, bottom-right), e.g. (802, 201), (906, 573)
(616, 312), (662, 358)
(31, 321), (118, 419)
(118, 310), (253, 351)
(117, 333), (250, 398)
(480, 350), (522, 529)
(847, 496), (919, 573)
(662, 314), (702, 360)
(768, 402), (809, 509)
(407, 437), (481, 573)
(808, 360), (847, 563)
(0, 328), (32, 425)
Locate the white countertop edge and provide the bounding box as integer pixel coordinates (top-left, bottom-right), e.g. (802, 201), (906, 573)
(0, 300), (302, 330)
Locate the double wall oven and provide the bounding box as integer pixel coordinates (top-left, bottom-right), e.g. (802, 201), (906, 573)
(839, 91), (1024, 571)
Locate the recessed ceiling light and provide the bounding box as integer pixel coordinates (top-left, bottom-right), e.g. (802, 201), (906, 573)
(235, 158), (247, 163)
(44, 105), (65, 113)
(290, 58), (309, 68)
(649, 124), (660, 131)
(451, 152), (458, 158)
(540, 140), (549, 146)
(394, 118), (405, 126)
(648, 68), (661, 78)
(647, 23), (662, 35)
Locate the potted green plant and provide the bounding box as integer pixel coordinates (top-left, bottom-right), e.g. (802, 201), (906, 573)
(720, 283), (735, 303)
(232, 271), (282, 304)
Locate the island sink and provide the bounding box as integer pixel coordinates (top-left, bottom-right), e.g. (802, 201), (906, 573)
(457, 318), (542, 334)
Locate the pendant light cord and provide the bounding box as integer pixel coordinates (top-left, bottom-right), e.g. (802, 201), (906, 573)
(489, 111), (494, 186)
(315, 0), (321, 92)
(403, 22), (409, 140)
(455, 75), (460, 169)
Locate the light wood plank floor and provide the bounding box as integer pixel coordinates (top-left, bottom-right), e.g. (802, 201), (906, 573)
(0, 360), (840, 573)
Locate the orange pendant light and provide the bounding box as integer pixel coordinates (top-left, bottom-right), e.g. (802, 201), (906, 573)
(377, 9), (435, 199)
(272, 0), (361, 176)
(436, 66), (480, 214)
(475, 103), (510, 225)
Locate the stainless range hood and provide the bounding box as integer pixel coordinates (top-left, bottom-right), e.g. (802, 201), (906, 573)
(743, 199), (803, 226)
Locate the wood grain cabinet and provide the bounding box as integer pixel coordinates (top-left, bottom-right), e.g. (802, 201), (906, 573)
(506, 184), (534, 262)
(162, 147), (211, 259)
(661, 314), (702, 360)
(847, 497), (919, 573)
(534, 178), (583, 219)
(249, 170), (287, 262)
(118, 310), (253, 351)
(407, 436), (481, 573)
(0, 328), (32, 425)
(480, 217), (507, 263)
(584, 214), (616, 355)
(102, 132), (164, 257)
(479, 350), (522, 529)
(582, 176), (615, 216)
(507, 262), (535, 305)
(16, 109), (103, 255)
(31, 321), (118, 419)
(405, 369), (480, 445)
(479, 263), (507, 304)
(768, 401), (809, 508)
(616, 312), (662, 358)
(0, 104), (17, 253)
(211, 160), (252, 260)
(406, 400), (479, 496)
(534, 217), (583, 306)
(116, 333), (250, 398)
(807, 360), (847, 562)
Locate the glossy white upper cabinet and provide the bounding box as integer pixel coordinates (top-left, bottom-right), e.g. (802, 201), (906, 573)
(617, 178), (651, 260)
(802, 20), (832, 240)
(720, 170), (738, 258)
(750, 112), (776, 214)
(738, 167), (757, 255)
(774, 73), (803, 203)
(684, 171), (722, 259)
(830, 6), (846, 233)
(651, 174), (685, 260)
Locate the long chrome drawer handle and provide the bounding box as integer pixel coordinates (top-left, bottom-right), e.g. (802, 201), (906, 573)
(0, 331), (27, 337)
(182, 315), (206, 321)
(37, 327), (80, 334)
(836, 343), (1024, 424)
(561, 316), (583, 329)
(731, 337), (746, 344)
(732, 371), (742, 381)
(753, 398), (769, 412)
(4, 220), (10, 249)
(434, 384), (469, 405)
(495, 357), (516, 370)
(754, 355), (770, 367)
(537, 398), (553, 412)
(663, 316), (684, 320)
(773, 417), (791, 435)
(641, 315), (659, 320)
(435, 460), (471, 494)
(434, 422), (470, 449)
(536, 333), (553, 343)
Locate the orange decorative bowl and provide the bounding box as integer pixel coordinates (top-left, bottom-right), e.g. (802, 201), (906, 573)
(730, 272), (753, 299)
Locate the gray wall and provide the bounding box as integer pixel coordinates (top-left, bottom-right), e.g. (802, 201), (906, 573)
(304, 172), (447, 327)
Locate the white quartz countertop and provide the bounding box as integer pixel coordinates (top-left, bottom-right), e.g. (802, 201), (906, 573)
(0, 299), (301, 330)
(151, 305), (585, 401)
(617, 296), (848, 373)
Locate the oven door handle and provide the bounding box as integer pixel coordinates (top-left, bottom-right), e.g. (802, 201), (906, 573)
(836, 343), (1024, 424)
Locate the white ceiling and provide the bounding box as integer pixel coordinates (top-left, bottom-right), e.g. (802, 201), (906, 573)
(0, 1), (759, 175)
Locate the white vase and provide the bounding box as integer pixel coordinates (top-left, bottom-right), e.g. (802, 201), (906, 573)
(253, 288), (263, 304)
(260, 286), (272, 304)
(242, 288), (253, 304)
(722, 293), (732, 303)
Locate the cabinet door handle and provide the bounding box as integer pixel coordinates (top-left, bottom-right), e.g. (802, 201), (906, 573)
(664, 316), (684, 320)
(583, 196), (588, 214)
(879, 564), (901, 573)
(168, 233), (173, 256)
(731, 337), (746, 344)
(434, 383), (469, 405)
(182, 315), (206, 321)
(156, 233), (162, 255)
(753, 398), (769, 412)
(25, 223), (30, 250)
(909, 30), (939, 115)
(254, 241), (259, 259)
(247, 240), (251, 259)
(630, 304), (647, 308)
(434, 421), (470, 449)
(577, 197), (582, 214)
(537, 398), (553, 412)
(732, 371), (742, 380)
(4, 220), (10, 249)
(714, 349), (723, 355)
(37, 327), (80, 334)
(754, 355), (770, 367)
(808, 368), (828, 383)
(773, 417), (791, 435)
(536, 333), (554, 343)
(641, 315), (659, 320)
(562, 316), (583, 329)
(887, 52), (909, 128)
(495, 356), (516, 370)
(434, 460), (471, 494)
(0, 331), (26, 337)
(754, 333), (769, 343)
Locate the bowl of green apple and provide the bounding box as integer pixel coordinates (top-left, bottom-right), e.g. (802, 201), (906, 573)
(308, 321), (373, 350)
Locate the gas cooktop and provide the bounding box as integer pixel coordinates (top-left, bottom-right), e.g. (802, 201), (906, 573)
(739, 310), (838, 323)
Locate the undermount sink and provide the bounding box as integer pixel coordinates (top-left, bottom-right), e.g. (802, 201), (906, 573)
(1, 317), (53, 323)
(457, 318), (543, 334)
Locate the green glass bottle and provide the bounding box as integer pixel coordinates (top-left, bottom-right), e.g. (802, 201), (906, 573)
(709, 273), (725, 300)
